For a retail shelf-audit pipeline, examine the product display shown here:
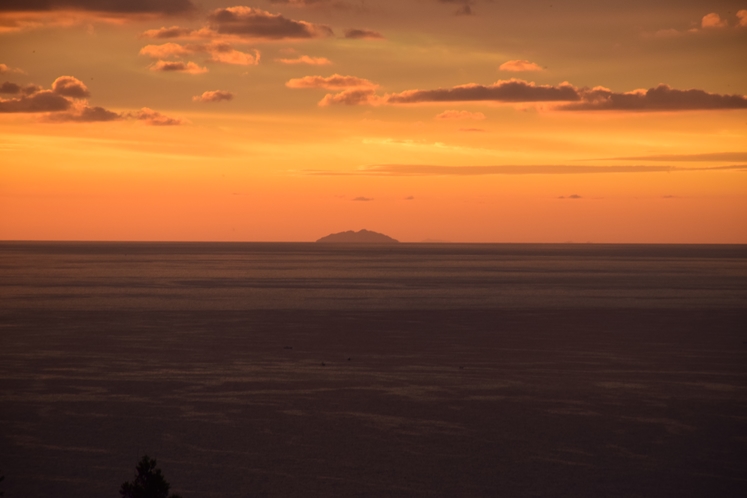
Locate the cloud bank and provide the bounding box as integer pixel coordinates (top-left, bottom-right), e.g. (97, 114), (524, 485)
(295, 76), (747, 111)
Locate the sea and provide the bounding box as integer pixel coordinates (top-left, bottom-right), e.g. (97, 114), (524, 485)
(0, 242), (746, 497)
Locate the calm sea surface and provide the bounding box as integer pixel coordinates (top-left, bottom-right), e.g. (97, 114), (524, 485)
(2, 242), (746, 310)
(1, 243), (746, 497)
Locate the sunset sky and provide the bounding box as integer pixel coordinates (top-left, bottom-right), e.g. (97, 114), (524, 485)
(1, 0), (746, 242)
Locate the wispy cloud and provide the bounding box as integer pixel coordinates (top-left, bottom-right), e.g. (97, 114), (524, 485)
(352, 196), (373, 201)
(499, 60), (543, 72)
(42, 103), (122, 123)
(0, 63), (24, 74)
(608, 152), (747, 162)
(276, 55), (332, 65)
(140, 42), (259, 66)
(306, 164), (747, 176)
(286, 74), (377, 90)
(131, 107), (188, 125)
(435, 110), (485, 120)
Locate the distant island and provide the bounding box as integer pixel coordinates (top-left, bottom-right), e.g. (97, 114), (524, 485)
(316, 229), (399, 244)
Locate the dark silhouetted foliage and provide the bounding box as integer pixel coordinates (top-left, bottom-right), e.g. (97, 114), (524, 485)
(120, 455), (180, 498)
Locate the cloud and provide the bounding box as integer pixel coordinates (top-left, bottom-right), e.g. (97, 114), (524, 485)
(459, 127), (486, 132)
(563, 84), (747, 111)
(0, 81), (21, 94)
(51, 75), (90, 98)
(286, 74), (377, 90)
(0, 0), (196, 32)
(374, 79), (747, 111)
(131, 107), (187, 125)
(558, 194), (582, 199)
(439, 0), (474, 16)
(435, 110), (485, 120)
(386, 79), (579, 104)
(739, 10), (747, 27)
(0, 0), (196, 15)
(207, 6), (333, 40)
(0, 63), (24, 74)
(140, 42), (259, 65)
(343, 28), (383, 39)
(701, 12), (727, 28)
(276, 55), (331, 65)
(609, 152), (747, 162)
(42, 104), (122, 122)
(193, 90), (234, 102)
(149, 60), (208, 73)
(0, 90), (70, 113)
(318, 88), (381, 106)
(309, 164), (747, 176)
(352, 196), (373, 201)
(499, 60), (543, 72)
(140, 42), (192, 58)
(141, 25), (195, 38)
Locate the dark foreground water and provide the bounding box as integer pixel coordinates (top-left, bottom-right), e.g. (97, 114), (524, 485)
(1, 242), (746, 497)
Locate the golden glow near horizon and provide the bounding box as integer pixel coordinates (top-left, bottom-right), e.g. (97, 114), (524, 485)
(1, 0), (746, 242)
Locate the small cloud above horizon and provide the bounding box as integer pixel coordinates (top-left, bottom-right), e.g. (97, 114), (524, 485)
(499, 60), (543, 72)
(352, 196), (373, 201)
(193, 90), (234, 102)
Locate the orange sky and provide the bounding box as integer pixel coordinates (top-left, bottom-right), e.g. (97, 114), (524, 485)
(1, 0), (746, 242)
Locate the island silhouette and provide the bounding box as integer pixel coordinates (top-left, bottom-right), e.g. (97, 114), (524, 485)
(316, 229), (399, 243)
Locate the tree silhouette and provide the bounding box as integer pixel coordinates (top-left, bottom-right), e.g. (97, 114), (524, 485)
(120, 455), (181, 498)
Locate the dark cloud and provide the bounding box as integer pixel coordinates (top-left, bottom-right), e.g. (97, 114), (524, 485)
(380, 80), (747, 111)
(563, 84), (747, 111)
(558, 194), (583, 199)
(51, 75), (90, 98)
(0, 81), (21, 94)
(343, 28), (383, 39)
(207, 6), (333, 39)
(149, 60), (208, 73)
(0, 90), (70, 113)
(0, 0), (196, 15)
(386, 80), (580, 104)
(43, 105), (122, 122)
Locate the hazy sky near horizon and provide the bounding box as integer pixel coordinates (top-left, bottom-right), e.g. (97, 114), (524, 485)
(1, 0), (746, 242)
